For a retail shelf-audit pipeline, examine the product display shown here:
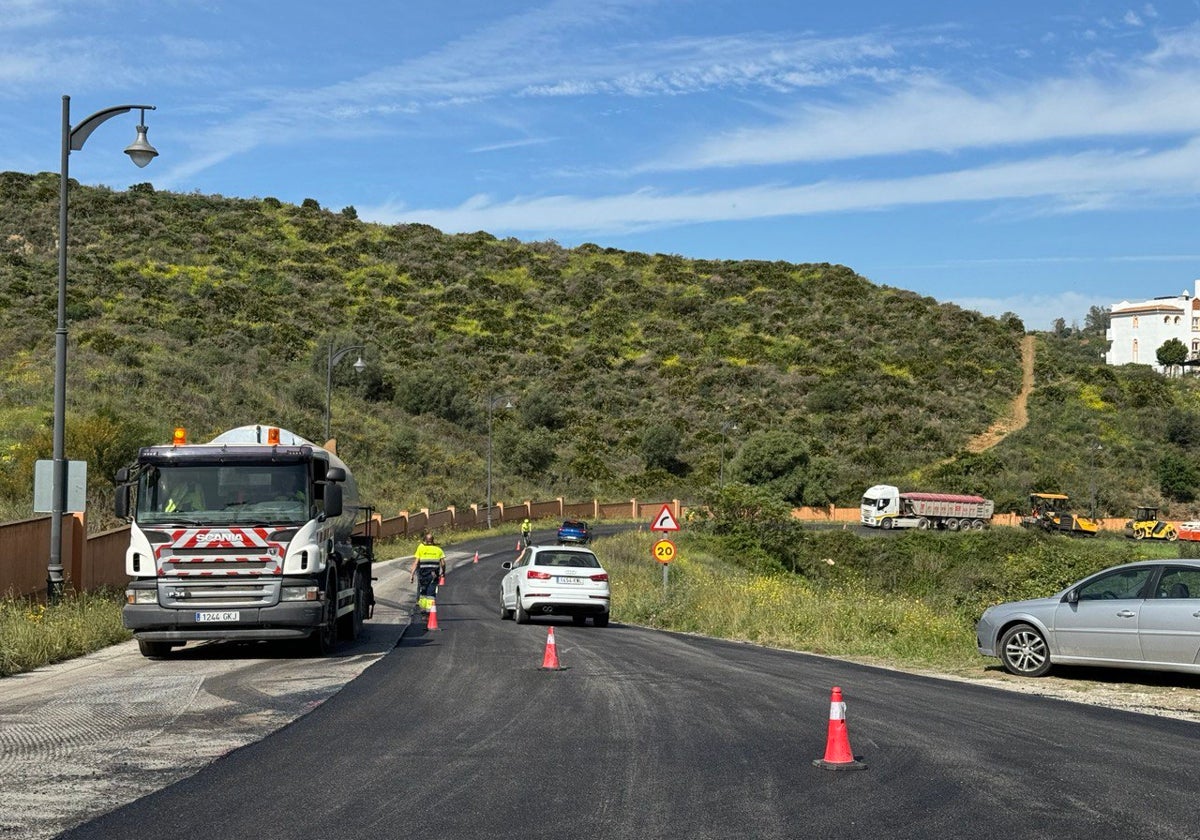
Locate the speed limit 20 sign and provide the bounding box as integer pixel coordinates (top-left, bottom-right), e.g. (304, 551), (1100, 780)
(652, 538), (676, 565)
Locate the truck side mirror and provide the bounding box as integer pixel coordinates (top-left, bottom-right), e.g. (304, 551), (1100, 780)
(324, 483), (343, 518)
(115, 485), (130, 519)
(326, 467), (346, 483)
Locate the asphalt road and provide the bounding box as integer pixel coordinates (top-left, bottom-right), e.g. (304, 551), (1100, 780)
(47, 532), (1200, 840)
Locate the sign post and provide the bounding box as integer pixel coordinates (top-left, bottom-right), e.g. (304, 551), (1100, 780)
(650, 504), (681, 596)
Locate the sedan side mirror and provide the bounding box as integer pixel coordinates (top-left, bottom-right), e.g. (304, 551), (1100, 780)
(501, 561), (513, 570)
(1065, 589), (1079, 604)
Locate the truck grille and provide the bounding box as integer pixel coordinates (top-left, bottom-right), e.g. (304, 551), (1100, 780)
(159, 579), (280, 609)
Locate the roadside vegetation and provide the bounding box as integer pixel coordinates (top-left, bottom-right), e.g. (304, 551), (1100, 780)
(0, 588), (130, 677)
(600, 509), (1190, 673)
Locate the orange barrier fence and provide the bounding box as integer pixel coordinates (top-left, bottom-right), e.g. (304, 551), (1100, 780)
(0, 498), (684, 600)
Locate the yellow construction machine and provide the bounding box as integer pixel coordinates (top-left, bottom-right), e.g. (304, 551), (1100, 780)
(1124, 506), (1178, 541)
(1020, 493), (1100, 537)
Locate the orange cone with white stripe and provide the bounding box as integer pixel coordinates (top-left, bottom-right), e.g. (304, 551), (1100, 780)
(516, 539), (522, 551)
(473, 551), (479, 564)
(438, 571), (445, 586)
(426, 599), (440, 631)
(813, 686), (866, 771)
(540, 627), (562, 670)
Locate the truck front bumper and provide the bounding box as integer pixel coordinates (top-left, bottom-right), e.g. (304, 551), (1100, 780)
(123, 601), (324, 641)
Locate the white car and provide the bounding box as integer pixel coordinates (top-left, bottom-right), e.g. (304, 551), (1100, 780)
(501, 545), (611, 626)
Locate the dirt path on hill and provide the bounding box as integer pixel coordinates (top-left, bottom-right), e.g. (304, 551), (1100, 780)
(965, 333), (1035, 454)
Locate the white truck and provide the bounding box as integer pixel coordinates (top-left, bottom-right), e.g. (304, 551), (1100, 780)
(115, 425), (374, 658)
(860, 484), (994, 531)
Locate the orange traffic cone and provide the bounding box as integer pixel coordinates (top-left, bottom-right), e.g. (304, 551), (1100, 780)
(540, 627), (562, 670)
(438, 572), (445, 586)
(426, 599), (440, 631)
(516, 539), (522, 551)
(813, 686), (866, 771)
(473, 551), (479, 564)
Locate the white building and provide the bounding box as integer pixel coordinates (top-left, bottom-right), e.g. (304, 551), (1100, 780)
(1104, 281), (1200, 367)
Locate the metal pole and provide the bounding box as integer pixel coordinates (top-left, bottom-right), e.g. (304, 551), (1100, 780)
(324, 342), (364, 443)
(719, 429), (726, 489)
(324, 338), (333, 441)
(47, 97), (157, 602)
(48, 95), (70, 602)
(486, 397), (494, 529)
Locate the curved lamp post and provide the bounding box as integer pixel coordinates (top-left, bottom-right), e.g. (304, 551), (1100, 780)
(485, 394), (515, 528)
(718, 420), (739, 489)
(325, 341), (365, 442)
(48, 96), (158, 601)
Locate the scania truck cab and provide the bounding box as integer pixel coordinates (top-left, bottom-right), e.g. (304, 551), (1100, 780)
(116, 425), (373, 658)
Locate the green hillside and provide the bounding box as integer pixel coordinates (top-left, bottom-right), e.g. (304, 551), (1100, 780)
(3, 170), (1198, 526)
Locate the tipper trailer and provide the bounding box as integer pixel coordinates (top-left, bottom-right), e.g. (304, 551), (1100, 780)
(860, 484), (995, 531)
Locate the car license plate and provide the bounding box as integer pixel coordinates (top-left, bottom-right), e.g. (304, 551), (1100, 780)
(556, 576), (583, 585)
(195, 610), (240, 623)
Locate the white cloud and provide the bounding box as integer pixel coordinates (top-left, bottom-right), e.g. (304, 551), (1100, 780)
(360, 139), (1200, 234)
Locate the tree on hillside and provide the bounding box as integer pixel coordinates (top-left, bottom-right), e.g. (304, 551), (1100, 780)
(1159, 452), (1199, 502)
(730, 430), (811, 505)
(1156, 338), (1188, 377)
(1084, 305), (1111, 334)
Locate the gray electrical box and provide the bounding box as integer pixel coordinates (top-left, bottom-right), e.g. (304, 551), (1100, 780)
(33, 459), (88, 514)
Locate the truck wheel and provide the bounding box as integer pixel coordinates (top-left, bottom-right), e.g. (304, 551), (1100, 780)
(1167, 530), (1179, 542)
(306, 574), (338, 656)
(1134, 529), (1145, 540)
(881, 518), (893, 530)
(917, 518), (931, 530)
(338, 569), (365, 641)
(138, 640), (172, 659)
(973, 519), (986, 530)
(946, 519), (960, 531)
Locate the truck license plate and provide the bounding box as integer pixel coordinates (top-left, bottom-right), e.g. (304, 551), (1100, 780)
(195, 611), (240, 623)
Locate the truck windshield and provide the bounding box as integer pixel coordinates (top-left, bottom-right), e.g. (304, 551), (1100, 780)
(136, 463), (310, 525)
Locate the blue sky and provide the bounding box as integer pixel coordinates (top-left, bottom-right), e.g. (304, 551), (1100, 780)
(3, 1), (1200, 330)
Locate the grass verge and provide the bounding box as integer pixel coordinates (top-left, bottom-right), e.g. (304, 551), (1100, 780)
(0, 589), (131, 678)
(601, 530), (984, 672)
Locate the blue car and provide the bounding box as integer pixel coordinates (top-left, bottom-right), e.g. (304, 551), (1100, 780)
(557, 519), (591, 545)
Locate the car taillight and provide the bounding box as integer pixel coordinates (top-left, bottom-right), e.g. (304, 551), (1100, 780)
(527, 570), (552, 580)
(590, 573), (608, 582)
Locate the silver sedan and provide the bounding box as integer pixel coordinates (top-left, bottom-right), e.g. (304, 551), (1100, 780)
(976, 559), (1200, 677)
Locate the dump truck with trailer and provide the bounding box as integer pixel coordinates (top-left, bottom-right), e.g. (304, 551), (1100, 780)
(860, 484), (995, 530)
(115, 425), (374, 658)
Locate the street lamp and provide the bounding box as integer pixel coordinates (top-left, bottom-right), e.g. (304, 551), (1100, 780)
(48, 96), (158, 601)
(486, 394), (515, 528)
(718, 420), (739, 489)
(325, 340), (365, 442)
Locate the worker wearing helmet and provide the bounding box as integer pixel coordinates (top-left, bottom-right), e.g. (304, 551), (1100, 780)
(521, 517), (533, 547)
(410, 532), (446, 608)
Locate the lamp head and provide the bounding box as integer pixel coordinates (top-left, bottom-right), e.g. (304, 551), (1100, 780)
(124, 109), (158, 168)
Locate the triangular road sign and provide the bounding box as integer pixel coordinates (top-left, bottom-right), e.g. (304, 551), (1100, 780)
(652, 504), (681, 532)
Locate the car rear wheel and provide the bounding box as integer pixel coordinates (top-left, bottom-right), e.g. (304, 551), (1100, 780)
(593, 613), (610, 628)
(500, 595), (513, 620)
(572, 615), (587, 626)
(515, 593), (530, 624)
(999, 622), (1051, 677)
